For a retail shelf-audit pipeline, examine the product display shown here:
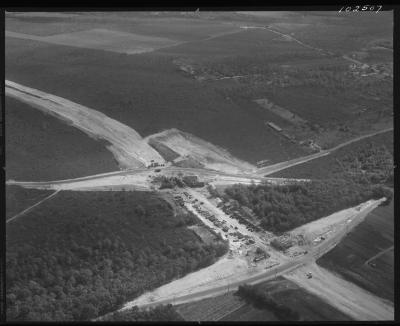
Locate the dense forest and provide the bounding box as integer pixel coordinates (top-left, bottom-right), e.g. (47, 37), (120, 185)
(6, 191), (228, 321)
(103, 304), (183, 321)
(224, 180), (392, 233)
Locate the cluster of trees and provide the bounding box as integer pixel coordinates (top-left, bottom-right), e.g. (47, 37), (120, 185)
(156, 176), (204, 189)
(212, 59), (392, 114)
(103, 304), (183, 321)
(273, 134), (393, 184)
(237, 284), (300, 321)
(6, 191), (228, 321)
(224, 179), (392, 233)
(156, 176), (186, 189)
(337, 143), (393, 186)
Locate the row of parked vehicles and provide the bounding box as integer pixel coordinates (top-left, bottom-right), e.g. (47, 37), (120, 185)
(221, 204), (263, 234)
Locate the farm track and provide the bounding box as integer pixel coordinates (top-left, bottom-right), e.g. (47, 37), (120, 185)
(6, 190), (60, 224)
(364, 246), (394, 266)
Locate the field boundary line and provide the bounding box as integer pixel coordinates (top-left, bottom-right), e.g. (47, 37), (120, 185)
(214, 301), (246, 321)
(364, 245), (394, 266)
(6, 190), (60, 224)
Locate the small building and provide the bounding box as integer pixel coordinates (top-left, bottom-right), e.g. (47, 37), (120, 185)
(266, 121), (283, 132)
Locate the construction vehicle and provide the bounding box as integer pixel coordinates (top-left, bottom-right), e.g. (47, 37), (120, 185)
(306, 272), (313, 279)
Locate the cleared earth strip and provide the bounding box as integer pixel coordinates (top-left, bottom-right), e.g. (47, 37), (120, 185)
(5, 80), (165, 169)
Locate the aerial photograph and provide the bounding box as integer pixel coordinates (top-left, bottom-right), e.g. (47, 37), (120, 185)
(4, 9), (394, 322)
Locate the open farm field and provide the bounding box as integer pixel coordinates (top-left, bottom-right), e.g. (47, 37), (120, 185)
(6, 186), (53, 220)
(270, 12), (393, 55)
(176, 293), (247, 321)
(262, 86), (353, 126)
(160, 28), (325, 62)
(178, 277), (352, 321)
(6, 12), (241, 41)
(6, 97), (118, 181)
(361, 48), (393, 64)
(6, 190), (227, 321)
(270, 130), (393, 179)
(253, 278), (352, 321)
(6, 29), (180, 54)
(317, 200), (394, 302)
(6, 37), (307, 165)
(220, 303), (278, 321)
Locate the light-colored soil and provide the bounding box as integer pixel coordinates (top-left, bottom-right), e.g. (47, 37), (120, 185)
(290, 199), (385, 243)
(6, 28), (181, 54)
(284, 262), (394, 321)
(6, 80), (165, 169)
(145, 129), (256, 174)
(8, 170), (152, 191)
(121, 256), (256, 309)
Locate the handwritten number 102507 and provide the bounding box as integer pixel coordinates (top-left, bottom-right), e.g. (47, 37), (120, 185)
(339, 5), (382, 13)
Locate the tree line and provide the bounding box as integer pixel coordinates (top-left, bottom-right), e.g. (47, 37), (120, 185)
(223, 179), (392, 233)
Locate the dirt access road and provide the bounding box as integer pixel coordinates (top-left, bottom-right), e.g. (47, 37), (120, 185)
(7, 165), (304, 191)
(6, 80), (165, 169)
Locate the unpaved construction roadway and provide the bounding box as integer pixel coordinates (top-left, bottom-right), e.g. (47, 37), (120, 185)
(5, 80), (165, 169)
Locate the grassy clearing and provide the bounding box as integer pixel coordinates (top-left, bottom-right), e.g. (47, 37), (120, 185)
(6, 97), (118, 181)
(317, 200), (394, 302)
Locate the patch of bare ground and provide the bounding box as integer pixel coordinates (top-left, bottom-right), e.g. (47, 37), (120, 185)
(145, 128), (256, 174)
